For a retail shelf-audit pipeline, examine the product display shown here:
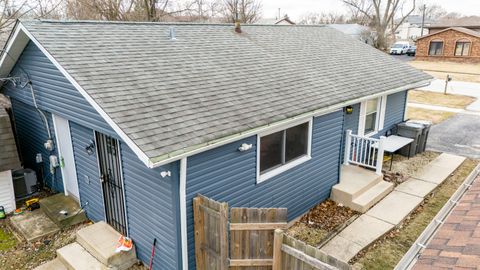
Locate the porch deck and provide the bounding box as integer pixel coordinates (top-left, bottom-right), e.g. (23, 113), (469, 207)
(331, 165), (394, 213)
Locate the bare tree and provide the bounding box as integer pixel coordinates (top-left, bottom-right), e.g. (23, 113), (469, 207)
(418, 3), (446, 21)
(345, 0), (372, 25)
(221, 0), (262, 23)
(299, 12), (346, 25)
(343, 0), (416, 50)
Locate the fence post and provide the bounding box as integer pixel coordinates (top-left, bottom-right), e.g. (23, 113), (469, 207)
(343, 129), (352, 165)
(272, 229), (284, 270)
(376, 136), (386, 175)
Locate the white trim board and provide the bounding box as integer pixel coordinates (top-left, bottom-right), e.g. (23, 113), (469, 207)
(179, 157), (189, 270)
(358, 95), (388, 137)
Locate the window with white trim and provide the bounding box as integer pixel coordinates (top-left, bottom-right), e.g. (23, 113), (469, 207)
(358, 96), (387, 136)
(257, 120), (312, 183)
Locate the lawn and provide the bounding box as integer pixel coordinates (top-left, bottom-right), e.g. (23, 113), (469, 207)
(406, 107), (455, 124)
(409, 61), (480, 83)
(0, 223), (16, 251)
(408, 90), (476, 109)
(353, 158), (479, 270)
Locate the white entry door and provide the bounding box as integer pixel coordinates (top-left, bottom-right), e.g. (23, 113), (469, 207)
(52, 115), (80, 201)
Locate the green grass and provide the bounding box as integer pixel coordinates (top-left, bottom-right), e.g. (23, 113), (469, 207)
(0, 225), (16, 251)
(354, 159), (478, 269)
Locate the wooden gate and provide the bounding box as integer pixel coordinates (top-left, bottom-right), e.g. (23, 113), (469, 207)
(230, 207), (288, 269)
(193, 195), (229, 270)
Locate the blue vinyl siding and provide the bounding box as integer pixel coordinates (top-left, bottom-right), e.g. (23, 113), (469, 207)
(343, 103), (361, 134)
(185, 110), (344, 269)
(2, 41), (115, 136)
(10, 99), (63, 192)
(382, 90), (407, 133)
(120, 144), (181, 270)
(69, 122), (105, 222)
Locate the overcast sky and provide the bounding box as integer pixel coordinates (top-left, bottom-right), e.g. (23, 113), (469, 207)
(262, 0), (480, 21)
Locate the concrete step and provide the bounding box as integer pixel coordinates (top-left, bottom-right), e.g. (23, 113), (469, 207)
(331, 165), (383, 204)
(351, 181), (394, 212)
(34, 258), (68, 270)
(40, 193), (87, 229)
(57, 242), (108, 270)
(76, 222), (137, 270)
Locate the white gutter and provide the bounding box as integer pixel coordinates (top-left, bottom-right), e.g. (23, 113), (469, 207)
(149, 79), (433, 168)
(395, 163), (480, 270)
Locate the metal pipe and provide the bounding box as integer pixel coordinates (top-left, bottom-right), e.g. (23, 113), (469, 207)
(28, 82), (51, 139)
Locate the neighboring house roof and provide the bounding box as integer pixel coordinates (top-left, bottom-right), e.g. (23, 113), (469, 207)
(417, 27), (480, 40)
(0, 20), (431, 167)
(428, 16), (480, 29)
(0, 107), (20, 171)
(395, 15), (435, 26)
(255, 16), (295, 25)
(327, 24), (369, 36)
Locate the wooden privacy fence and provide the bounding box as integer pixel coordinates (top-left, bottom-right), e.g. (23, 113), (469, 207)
(193, 195), (349, 270)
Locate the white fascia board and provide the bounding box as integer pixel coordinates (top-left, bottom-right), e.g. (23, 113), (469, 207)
(0, 22), (29, 78)
(150, 79), (432, 168)
(13, 23), (153, 168)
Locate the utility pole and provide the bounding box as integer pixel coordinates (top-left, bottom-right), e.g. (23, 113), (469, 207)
(420, 4), (426, 36)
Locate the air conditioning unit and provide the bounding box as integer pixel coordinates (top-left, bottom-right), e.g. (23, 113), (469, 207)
(12, 169), (38, 199)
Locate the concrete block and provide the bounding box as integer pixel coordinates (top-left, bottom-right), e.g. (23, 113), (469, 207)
(10, 210), (60, 242)
(34, 258), (67, 270)
(40, 194), (87, 228)
(338, 215), (394, 247)
(76, 222), (137, 270)
(57, 242), (108, 270)
(332, 165), (383, 204)
(395, 178), (438, 198)
(366, 191), (423, 225)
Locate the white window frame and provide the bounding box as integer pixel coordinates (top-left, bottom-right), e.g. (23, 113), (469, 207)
(358, 95), (387, 137)
(256, 118), (313, 184)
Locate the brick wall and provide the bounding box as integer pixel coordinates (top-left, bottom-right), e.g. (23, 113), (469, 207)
(415, 29), (480, 63)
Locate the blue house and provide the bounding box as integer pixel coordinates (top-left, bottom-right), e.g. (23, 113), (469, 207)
(0, 20), (431, 269)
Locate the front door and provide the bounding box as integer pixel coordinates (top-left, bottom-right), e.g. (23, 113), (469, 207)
(52, 115), (80, 201)
(95, 132), (128, 235)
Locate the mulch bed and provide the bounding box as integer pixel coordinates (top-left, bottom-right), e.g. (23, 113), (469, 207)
(287, 200), (359, 247)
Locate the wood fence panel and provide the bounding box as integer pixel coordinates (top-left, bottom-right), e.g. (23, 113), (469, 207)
(230, 207), (287, 270)
(193, 195), (229, 270)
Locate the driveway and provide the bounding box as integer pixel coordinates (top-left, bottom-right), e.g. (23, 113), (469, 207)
(390, 54), (414, 62)
(427, 113), (480, 159)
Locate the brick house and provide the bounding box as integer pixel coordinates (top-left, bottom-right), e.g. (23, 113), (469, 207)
(415, 27), (480, 63)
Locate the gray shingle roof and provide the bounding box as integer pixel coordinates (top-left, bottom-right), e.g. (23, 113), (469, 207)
(19, 20), (431, 161)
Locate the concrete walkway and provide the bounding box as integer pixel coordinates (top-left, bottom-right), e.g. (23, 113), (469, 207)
(320, 153), (466, 263)
(418, 79), (480, 112)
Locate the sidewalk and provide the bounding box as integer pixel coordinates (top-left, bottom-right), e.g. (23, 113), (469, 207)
(320, 153), (466, 263)
(418, 79), (480, 112)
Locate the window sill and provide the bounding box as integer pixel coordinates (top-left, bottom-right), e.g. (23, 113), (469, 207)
(257, 155), (311, 184)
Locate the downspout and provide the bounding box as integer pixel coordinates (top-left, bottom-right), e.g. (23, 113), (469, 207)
(179, 157), (189, 270)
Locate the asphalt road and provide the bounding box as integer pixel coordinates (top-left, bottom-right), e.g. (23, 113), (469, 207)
(390, 54), (414, 62)
(426, 113), (480, 159)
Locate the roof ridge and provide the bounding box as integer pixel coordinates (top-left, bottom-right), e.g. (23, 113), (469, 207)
(20, 18), (327, 27)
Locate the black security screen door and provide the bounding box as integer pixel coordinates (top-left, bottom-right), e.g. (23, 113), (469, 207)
(95, 132), (127, 235)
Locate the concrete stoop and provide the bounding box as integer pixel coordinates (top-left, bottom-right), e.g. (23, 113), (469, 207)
(40, 194), (88, 229)
(34, 222), (137, 270)
(331, 165), (394, 213)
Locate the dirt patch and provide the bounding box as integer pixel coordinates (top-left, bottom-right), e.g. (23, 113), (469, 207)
(409, 61), (480, 83)
(287, 200), (359, 247)
(408, 90), (476, 109)
(406, 107), (456, 124)
(383, 151), (440, 180)
(352, 158), (479, 269)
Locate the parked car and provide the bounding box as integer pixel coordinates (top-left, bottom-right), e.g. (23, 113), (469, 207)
(389, 42), (410, 55)
(406, 46), (416, 56)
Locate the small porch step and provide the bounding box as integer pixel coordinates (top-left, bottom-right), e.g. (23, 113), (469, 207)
(40, 193), (87, 228)
(34, 258), (67, 270)
(76, 221), (137, 270)
(351, 181), (394, 212)
(331, 165), (392, 213)
(57, 242), (108, 270)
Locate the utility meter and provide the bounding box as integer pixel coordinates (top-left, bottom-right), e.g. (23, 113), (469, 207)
(49, 155), (59, 174)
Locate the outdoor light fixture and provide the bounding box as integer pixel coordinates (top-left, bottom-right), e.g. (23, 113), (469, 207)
(85, 140), (95, 156)
(238, 143), (253, 152)
(346, 105), (353, 115)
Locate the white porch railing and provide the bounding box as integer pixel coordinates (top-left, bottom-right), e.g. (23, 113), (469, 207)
(343, 129), (386, 175)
